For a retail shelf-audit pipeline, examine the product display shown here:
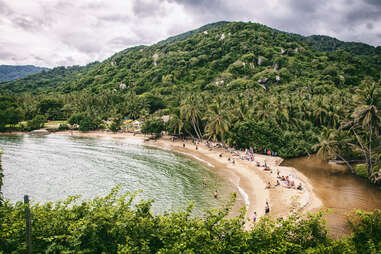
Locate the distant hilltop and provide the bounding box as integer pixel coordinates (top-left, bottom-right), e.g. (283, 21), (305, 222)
(0, 65), (49, 83)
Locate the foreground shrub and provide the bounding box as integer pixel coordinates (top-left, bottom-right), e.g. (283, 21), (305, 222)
(0, 188), (379, 253)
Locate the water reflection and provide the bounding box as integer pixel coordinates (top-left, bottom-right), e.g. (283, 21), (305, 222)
(282, 156), (381, 237)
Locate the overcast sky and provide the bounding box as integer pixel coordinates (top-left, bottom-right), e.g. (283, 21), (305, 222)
(0, 0), (380, 67)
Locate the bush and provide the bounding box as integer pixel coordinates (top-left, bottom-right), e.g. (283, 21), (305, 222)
(1, 188), (378, 253)
(141, 118), (165, 136)
(26, 115), (46, 131)
(354, 164), (368, 178)
(68, 113), (87, 125)
(349, 210), (381, 253)
(58, 124), (70, 131)
(78, 117), (98, 132)
(109, 118), (122, 132)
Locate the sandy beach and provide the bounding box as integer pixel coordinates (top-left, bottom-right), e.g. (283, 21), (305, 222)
(14, 130), (323, 226)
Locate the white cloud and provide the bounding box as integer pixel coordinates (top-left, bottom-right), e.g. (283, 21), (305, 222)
(0, 0), (379, 67)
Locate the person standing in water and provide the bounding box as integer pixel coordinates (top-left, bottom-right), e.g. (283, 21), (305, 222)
(203, 178), (207, 188)
(253, 211), (257, 223)
(214, 190), (218, 198)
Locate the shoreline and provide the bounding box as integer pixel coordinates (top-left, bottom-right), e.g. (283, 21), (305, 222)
(1, 130), (323, 226)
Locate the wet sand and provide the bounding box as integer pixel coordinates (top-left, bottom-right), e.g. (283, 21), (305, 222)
(4, 130), (322, 228)
(49, 131), (322, 227)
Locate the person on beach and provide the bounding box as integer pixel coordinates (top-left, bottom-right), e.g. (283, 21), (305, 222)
(265, 201), (270, 214)
(183, 143), (185, 148)
(253, 211), (257, 223)
(266, 182), (271, 189)
(275, 180), (280, 186)
(297, 183), (303, 191)
(196, 145), (198, 150)
(219, 153), (222, 158)
(232, 159), (235, 164)
(214, 190), (218, 198)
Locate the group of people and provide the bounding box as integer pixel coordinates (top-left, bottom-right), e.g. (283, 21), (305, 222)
(181, 138), (307, 223)
(277, 173), (303, 191)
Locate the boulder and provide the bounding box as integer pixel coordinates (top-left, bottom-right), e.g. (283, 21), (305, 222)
(152, 53), (159, 66)
(274, 63), (279, 71)
(119, 83), (127, 89)
(258, 56), (263, 66)
(258, 77), (269, 84)
(29, 129), (50, 135)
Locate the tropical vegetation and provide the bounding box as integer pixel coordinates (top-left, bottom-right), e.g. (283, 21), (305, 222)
(0, 21), (380, 183)
(0, 187), (380, 253)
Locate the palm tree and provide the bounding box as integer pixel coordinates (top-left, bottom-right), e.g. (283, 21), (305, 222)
(168, 108), (185, 137)
(180, 95), (204, 140)
(204, 96), (231, 146)
(312, 128), (355, 174)
(342, 80), (381, 177)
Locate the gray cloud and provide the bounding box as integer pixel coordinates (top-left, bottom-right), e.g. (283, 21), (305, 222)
(367, 23), (374, 29)
(0, 0), (12, 15)
(365, 0), (381, 7)
(0, 0), (379, 68)
(133, 0), (165, 18)
(12, 16), (44, 32)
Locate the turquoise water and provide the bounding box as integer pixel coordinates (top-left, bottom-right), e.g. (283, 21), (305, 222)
(0, 134), (235, 215)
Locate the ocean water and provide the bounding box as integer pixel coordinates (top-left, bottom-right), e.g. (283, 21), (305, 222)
(0, 134), (236, 215)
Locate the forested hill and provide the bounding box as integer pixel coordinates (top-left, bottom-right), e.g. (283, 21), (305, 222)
(0, 21), (379, 94)
(0, 65), (48, 83)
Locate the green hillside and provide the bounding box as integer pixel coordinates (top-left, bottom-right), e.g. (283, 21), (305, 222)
(0, 21), (380, 182)
(0, 65), (48, 83)
(1, 21), (379, 94)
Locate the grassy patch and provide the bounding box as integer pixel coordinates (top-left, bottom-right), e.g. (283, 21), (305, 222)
(354, 164), (368, 178)
(44, 120), (67, 128)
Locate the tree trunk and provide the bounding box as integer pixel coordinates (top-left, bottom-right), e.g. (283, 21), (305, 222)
(335, 153), (356, 174)
(191, 117), (201, 140)
(368, 125), (373, 177)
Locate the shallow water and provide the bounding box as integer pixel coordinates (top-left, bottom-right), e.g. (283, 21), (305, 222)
(282, 156), (381, 237)
(0, 134), (236, 216)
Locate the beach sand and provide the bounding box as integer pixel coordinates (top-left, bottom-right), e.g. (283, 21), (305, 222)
(35, 131), (323, 227)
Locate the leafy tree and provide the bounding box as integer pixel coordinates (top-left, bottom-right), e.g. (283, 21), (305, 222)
(109, 117), (122, 132)
(0, 96), (24, 130)
(78, 117), (98, 132)
(36, 98), (64, 120)
(141, 118), (165, 137)
(0, 151), (3, 204)
(68, 112), (87, 125)
(26, 115), (46, 130)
